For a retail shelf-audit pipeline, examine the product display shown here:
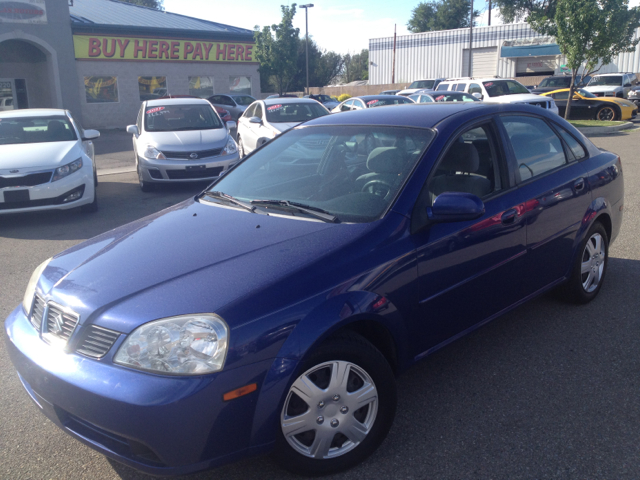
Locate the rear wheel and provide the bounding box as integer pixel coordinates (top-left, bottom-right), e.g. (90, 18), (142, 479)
(138, 164), (155, 193)
(274, 333), (396, 476)
(596, 105), (618, 121)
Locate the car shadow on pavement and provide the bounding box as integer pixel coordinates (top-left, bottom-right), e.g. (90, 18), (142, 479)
(0, 177), (209, 241)
(105, 256), (640, 480)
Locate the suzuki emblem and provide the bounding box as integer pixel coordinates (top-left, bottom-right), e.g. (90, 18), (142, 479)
(190, 153), (198, 159)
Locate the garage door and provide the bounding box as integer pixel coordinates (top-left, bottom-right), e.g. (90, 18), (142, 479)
(516, 56), (558, 75)
(462, 47), (497, 77)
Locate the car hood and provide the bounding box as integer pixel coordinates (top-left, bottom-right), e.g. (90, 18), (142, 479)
(397, 89), (420, 95)
(599, 97), (637, 108)
(144, 128), (228, 150)
(583, 85), (620, 93)
(270, 122), (301, 133)
(0, 141), (81, 171)
(40, 199), (371, 332)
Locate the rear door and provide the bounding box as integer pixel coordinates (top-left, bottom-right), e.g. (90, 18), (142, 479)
(498, 114), (592, 293)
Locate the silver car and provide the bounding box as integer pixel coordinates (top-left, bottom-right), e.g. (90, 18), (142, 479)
(236, 98), (330, 157)
(127, 98), (239, 192)
(207, 94), (256, 121)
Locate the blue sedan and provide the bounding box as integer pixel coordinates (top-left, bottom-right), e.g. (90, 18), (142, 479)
(5, 103), (623, 476)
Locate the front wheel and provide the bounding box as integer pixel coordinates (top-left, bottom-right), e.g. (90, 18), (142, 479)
(274, 333), (396, 476)
(138, 164), (155, 193)
(561, 222), (609, 304)
(237, 135), (245, 159)
(596, 106), (618, 121)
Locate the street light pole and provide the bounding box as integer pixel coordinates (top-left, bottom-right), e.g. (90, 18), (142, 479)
(300, 4), (314, 95)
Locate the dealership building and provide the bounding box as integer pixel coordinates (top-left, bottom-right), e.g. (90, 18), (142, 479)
(0, 0), (259, 127)
(369, 23), (640, 84)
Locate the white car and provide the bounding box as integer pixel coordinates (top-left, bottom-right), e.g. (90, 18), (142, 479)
(236, 98), (330, 157)
(436, 78), (559, 115)
(127, 98), (239, 192)
(583, 73), (638, 99)
(397, 78), (447, 96)
(0, 109), (99, 214)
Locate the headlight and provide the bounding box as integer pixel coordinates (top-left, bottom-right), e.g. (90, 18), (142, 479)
(52, 158), (83, 182)
(628, 91), (638, 97)
(22, 257), (52, 315)
(142, 145), (167, 160)
(221, 137), (237, 156)
(114, 314), (229, 375)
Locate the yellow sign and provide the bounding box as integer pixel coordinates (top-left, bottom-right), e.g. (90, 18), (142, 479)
(73, 35), (255, 63)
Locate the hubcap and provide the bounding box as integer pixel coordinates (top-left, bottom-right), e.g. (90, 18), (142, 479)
(598, 107), (615, 121)
(581, 232), (606, 293)
(281, 360), (378, 459)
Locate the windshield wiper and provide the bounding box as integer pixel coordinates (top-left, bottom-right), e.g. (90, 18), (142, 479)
(202, 191), (255, 213)
(251, 199), (339, 223)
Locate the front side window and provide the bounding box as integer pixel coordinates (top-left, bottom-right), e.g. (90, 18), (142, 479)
(0, 115), (77, 145)
(365, 97), (413, 107)
(483, 80), (529, 97)
(84, 76), (119, 103)
(189, 76), (214, 98)
(469, 83), (482, 94)
(577, 89), (597, 98)
(341, 100), (354, 111)
(232, 95), (256, 106)
(230, 76), (252, 95)
(265, 102), (329, 122)
(254, 103), (264, 119)
(138, 76), (167, 101)
(538, 77), (571, 89)
(243, 103), (256, 118)
(553, 91), (570, 100)
(207, 125), (435, 223)
(501, 115), (567, 181)
(144, 104), (223, 132)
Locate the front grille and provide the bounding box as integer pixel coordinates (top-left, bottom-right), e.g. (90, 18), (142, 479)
(166, 166), (224, 179)
(76, 326), (120, 358)
(44, 303), (79, 343)
(0, 172), (52, 188)
(29, 295), (46, 331)
(162, 148), (223, 159)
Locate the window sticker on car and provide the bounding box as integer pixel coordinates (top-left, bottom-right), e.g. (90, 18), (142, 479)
(146, 107), (165, 115)
(267, 104), (283, 111)
(367, 99), (379, 105)
(435, 95), (445, 101)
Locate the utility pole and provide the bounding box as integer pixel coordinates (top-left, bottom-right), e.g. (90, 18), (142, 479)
(392, 24), (397, 84)
(488, 0), (492, 26)
(468, 0), (473, 76)
(300, 4), (314, 95)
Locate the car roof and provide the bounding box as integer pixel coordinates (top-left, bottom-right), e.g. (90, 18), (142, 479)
(0, 108), (67, 118)
(262, 97), (317, 105)
(146, 98), (211, 106)
(353, 95), (410, 101)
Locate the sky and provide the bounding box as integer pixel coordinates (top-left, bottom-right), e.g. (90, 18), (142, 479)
(163, 0), (640, 55)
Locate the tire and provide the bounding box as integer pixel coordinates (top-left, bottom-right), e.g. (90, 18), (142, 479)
(80, 188), (98, 213)
(595, 105), (618, 121)
(273, 332), (396, 476)
(138, 164), (155, 193)
(561, 222), (609, 304)
(237, 135), (245, 159)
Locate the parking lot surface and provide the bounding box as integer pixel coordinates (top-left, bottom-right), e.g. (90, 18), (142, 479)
(1, 128), (640, 479)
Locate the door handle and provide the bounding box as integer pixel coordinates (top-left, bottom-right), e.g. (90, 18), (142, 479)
(574, 178), (585, 191)
(501, 209), (518, 225)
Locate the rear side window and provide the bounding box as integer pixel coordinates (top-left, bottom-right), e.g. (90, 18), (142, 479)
(456, 84), (466, 92)
(436, 83), (450, 91)
(555, 125), (587, 160)
(501, 116), (568, 181)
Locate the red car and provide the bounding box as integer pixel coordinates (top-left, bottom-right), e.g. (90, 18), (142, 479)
(214, 106), (232, 123)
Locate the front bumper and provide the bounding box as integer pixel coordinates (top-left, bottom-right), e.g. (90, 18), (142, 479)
(138, 153), (239, 184)
(4, 306), (274, 476)
(0, 163), (95, 214)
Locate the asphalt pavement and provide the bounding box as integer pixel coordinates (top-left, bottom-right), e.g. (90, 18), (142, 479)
(1, 127), (640, 479)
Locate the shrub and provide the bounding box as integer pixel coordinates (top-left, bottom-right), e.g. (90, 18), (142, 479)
(337, 93), (352, 102)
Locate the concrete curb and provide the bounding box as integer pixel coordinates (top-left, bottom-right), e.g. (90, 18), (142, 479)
(576, 122), (636, 135)
(97, 166), (136, 176)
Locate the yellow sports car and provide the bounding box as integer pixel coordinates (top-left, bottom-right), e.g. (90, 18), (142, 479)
(541, 88), (637, 121)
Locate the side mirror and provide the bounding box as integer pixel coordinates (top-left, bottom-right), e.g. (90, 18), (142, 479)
(82, 129), (100, 140)
(226, 120), (237, 130)
(249, 116), (262, 124)
(427, 192), (485, 223)
(472, 92), (483, 100)
(126, 125), (139, 136)
(624, 83), (632, 87)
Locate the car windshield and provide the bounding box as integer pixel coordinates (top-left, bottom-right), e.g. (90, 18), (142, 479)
(205, 125), (435, 223)
(365, 97), (414, 107)
(409, 80), (435, 89)
(0, 115), (77, 145)
(577, 89), (597, 98)
(144, 104), (223, 132)
(538, 77), (571, 88)
(483, 80), (530, 96)
(433, 93), (478, 102)
(232, 95), (256, 106)
(588, 76), (622, 86)
(265, 102), (329, 123)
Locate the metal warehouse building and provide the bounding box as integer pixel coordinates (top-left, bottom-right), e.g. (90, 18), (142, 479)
(369, 23), (640, 85)
(0, 0), (259, 128)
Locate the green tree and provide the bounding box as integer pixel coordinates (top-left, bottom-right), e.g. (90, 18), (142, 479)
(343, 49), (369, 83)
(254, 5), (301, 95)
(407, 0), (478, 33)
(553, 0), (640, 119)
(291, 40), (344, 90)
(119, 0), (164, 10)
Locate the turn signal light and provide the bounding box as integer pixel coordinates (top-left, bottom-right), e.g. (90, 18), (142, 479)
(223, 383), (257, 401)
